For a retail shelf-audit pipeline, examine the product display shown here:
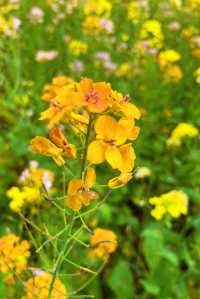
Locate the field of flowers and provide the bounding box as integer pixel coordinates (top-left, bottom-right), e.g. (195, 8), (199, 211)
(1, 0), (200, 298)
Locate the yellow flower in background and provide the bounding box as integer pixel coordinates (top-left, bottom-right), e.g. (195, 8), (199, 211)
(158, 50), (183, 82)
(140, 20), (164, 50)
(127, 1), (140, 23)
(194, 67), (200, 83)
(149, 190), (188, 220)
(19, 161), (54, 191)
(87, 115), (136, 172)
(89, 228), (117, 260)
(84, 0), (112, 18)
(167, 123), (199, 146)
(115, 63), (130, 77)
(7, 186), (40, 213)
(0, 234), (30, 283)
(165, 65), (183, 82)
(68, 40), (88, 56)
(82, 15), (102, 35)
(158, 50), (181, 70)
(22, 273), (67, 299)
(187, 0), (200, 9)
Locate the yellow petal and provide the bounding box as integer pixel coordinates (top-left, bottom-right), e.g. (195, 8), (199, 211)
(67, 179), (84, 195)
(118, 144), (136, 172)
(66, 195), (82, 211)
(108, 172), (133, 189)
(95, 115), (118, 141)
(85, 167), (96, 190)
(87, 140), (106, 164)
(31, 136), (65, 166)
(105, 145), (122, 170)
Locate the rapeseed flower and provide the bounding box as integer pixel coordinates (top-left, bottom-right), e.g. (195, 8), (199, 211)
(149, 190), (188, 220)
(21, 273), (67, 299)
(167, 122), (199, 145)
(0, 234), (30, 283)
(89, 228), (117, 260)
(66, 167), (98, 211)
(87, 115), (136, 172)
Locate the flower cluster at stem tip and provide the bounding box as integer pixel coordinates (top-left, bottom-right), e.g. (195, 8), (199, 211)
(31, 76), (141, 212)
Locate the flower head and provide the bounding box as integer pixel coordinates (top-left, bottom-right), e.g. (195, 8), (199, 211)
(149, 190), (188, 220)
(89, 228), (117, 260)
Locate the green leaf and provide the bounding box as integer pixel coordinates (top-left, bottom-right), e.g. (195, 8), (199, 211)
(106, 260), (134, 299)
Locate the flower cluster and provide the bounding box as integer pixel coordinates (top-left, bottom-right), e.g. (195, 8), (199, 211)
(149, 190), (188, 220)
(89, 228), (117, 260)
(158, 49), (183, 82)
(0, 234), (30, 283)
(6, 161), (54, 213)
(21, 273), (67, 299)
(31, 76), (140, 206)
(0, 3), (21, 36)
(137, 20), (164, 54)
(167, 122), (199, 146)
(68, 39), (88, 56)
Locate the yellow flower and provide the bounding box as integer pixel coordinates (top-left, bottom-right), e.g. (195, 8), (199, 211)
(108, 172), (133, 189)
(149, 190), (188, 220)
(7, 186), (41, 213)
(66, 168), (98, 211)
(21, 273), (67, 299)
(164, 65), (183, 82)
(110, 90), (141, 120)
(167, 123), (199, 146)
(194, 67), (200, 83)
(40, 85), (81, 128)
(158, 50), (181, 70)
(31, 136), (65, 166)
(87, 115), (136, 172)
(89, 228), (117, 260)
(49, 127), (77, 159)
(68, 40), (88, 56)
(0, 234), (30, 283)
(84, 0), (112, 18)
(83, 15), (102, 35)
(77, 78), (111, 113)
(115, 63), (130, 77)
(127, 1), (140, 23)
(140, 20), (164, 50)
(42, 76), (75, 102)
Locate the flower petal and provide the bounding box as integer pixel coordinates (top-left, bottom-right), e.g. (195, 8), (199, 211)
(105, 145), (122, 170)
(95, 115), (118, 141)
(87, 140), (106, 164)
(118, 144), (136, 172)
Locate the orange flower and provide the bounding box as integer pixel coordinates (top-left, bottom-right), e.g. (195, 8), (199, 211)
(89, 228), (117, 260)
(31, 136), (65, 166)
(40, 84), (81, 128)
(77, 78), (111, 113)
(42, 75), (75, 102)
(87, 115), (136, 172)
(66, 167), (98, 211)
(110, 91), (141, 120)
(49, 127), (76, 159)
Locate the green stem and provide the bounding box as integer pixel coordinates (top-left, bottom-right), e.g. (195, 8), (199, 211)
(80, 114), (92, 177)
